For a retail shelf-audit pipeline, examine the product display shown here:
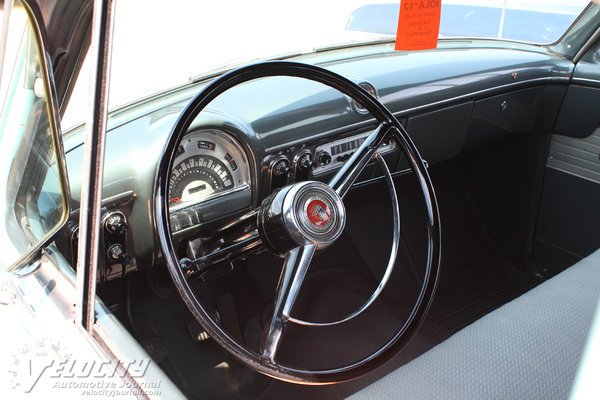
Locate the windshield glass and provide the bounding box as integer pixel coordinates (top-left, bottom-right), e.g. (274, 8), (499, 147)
(0, 1), (68, 271)
(62, 0), (590, 131)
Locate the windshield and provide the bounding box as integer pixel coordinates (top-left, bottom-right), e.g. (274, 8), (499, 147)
(0, 1), (68, 271)
(62, 0), (591, 131)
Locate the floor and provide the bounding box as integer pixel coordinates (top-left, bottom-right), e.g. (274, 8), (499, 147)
(114, 159), (541, 400)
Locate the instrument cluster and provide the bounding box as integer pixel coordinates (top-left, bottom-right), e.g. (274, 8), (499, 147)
(168, 129), (251, 232)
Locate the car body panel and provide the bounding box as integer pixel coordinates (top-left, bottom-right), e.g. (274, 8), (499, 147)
(0, 245), (185, 398)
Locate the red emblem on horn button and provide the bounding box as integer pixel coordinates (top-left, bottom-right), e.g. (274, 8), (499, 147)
(307, 199), (330, 226)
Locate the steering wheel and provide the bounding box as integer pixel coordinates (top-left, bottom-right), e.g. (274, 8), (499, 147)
(155, 61), (441, 384)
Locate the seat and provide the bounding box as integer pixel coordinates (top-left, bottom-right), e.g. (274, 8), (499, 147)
(349, 249), (600, 400)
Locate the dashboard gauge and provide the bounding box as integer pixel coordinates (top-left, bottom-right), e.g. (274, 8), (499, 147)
(168, 130), (251, 231)
(168, 155), (234, 207)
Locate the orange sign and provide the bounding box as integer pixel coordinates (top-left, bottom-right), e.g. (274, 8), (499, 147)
(395, 0), (442, 51)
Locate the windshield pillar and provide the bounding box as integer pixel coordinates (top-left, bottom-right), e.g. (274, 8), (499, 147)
(75, 0), (115, 331)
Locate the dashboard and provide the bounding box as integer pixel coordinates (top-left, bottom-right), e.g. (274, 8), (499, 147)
(60, 41), (575, 283)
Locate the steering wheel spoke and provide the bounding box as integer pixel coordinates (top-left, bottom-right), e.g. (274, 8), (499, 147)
(329, 123), (394, 199)
(261, 244), (317, 362)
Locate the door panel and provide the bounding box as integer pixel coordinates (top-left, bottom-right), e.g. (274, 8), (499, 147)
(535, 37), (600, 275)
(547, 127), (600, 183)
(534, 37), (600, 275)
(535, 165), (600, 276)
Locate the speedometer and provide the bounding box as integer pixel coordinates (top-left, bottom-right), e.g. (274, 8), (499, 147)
(168, 130), (251, 232)
(169, 155), (234, 207)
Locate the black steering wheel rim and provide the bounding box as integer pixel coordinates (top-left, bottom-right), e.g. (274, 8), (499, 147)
(155, 61), (441, 384)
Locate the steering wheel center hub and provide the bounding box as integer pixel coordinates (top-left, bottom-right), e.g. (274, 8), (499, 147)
(258, 181), (346, 252)
(305, 198), (331, 228)
(292, 184), (343, 243)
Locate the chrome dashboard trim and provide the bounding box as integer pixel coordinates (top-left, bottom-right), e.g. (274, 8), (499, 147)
(103, 190), (137, 205)
(312, 128), (396, 176)
(571, 77), (600, 87)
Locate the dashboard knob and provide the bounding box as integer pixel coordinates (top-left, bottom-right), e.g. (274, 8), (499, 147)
(104, 212), (128, 235)
(273, 159), (292, 177)
(298, 153), (316, 170)
(107, 243), (133, 265)
(317, 151), (332, 166)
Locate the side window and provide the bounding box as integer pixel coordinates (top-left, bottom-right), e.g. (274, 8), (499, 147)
(0, 0), (68, 271)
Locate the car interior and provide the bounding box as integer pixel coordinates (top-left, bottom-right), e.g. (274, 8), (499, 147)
(44, 3), (600, 400)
